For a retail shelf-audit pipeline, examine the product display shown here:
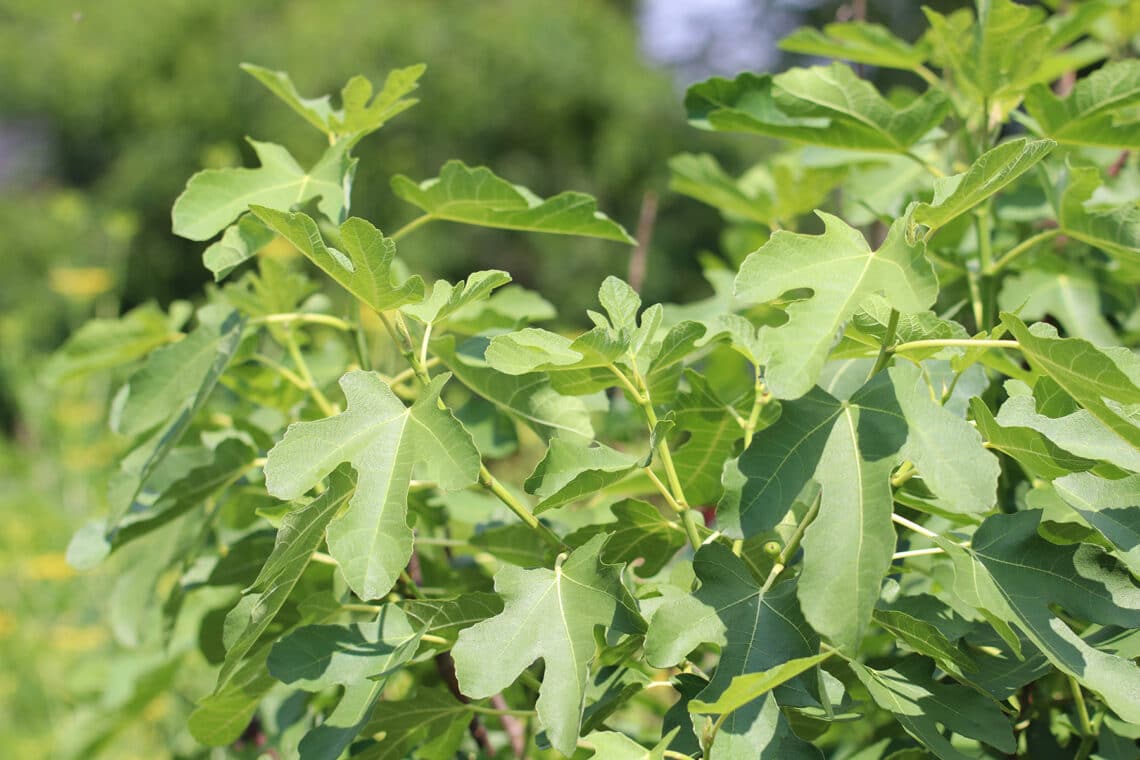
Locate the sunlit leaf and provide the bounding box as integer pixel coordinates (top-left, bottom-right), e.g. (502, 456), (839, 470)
(251, 207), (425, 312)
(451, 535), (643, 756)
(1025, 60), (1140, 148)
(265, 372), (479, 599)
(735, 214), (937, 399)
(391, 160), (634, 243)
(173, 140), (353, 241)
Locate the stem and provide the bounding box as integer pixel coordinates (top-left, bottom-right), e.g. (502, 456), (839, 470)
(891, 461), (916, 488)
(1069, 675), (1094, 737)
(681, 508), (704, 552)
(904, 150), (946, 178)
(911, 63), (941, 88)
(252, 353), (308, 391)
(389, 214), (434, 241)
(352, 307), (372, 372)
(419, 322), (433, 367)
(892, 338), (1019, 353)
(869, 308), (900, 377)
(761, 493), (821, 593)
(283, 329), (339, 417)
(612, 361), (694, 515)
(479, 465), (565, 550)
(742, 367), (768, 448)
(466, 703), (537, 718)
(341, 603), (383, 613)
(985, 227), (1061, 275)
(389, 359), (437, 388)
(891, 513), (939, 540)
(892, 547), (945, 560)
(645, 467), (685, 514)
(253, 312), (354, 331)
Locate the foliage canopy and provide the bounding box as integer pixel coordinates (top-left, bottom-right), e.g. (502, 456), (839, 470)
(56, 1), (1140, 757)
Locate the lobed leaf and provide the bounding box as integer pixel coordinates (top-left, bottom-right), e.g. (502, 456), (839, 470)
(645, 543), (822, 758)
(909, 138), (1055, 237)
(938, 510), (1140, 723)
(735, 213), (937, 399)
(451, 534), (644, 757)
(1056, 164), (1140, 266)
(251, 207), (425, 312)
(1000, 314), (1140, 449)
(779, 22), (927, 70)
(1025, 60), (1140, 149)
(265, 372), (479, 599)
(391, 160), (634, 243)
(173, 139), (353, 242)
(1054, 473), (1140, 577)
(687, 64), (949, 153)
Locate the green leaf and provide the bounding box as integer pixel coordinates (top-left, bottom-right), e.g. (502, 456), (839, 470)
(469, 523), (555, 568)
(355, 688), (471, 760)
(400, 592), (502, 645)
(173, 139), (353, 241)
(998, 267), (1117, 346)
(1054, 473), (1140, 577)
(850, 660), (1015, 758)
(797, 376), (906, 652)
(565, 499), (687, 578)
(216, 470), (355, 686)
(1000, 314), (1140, 448)
(923, 0), (1049, 105)
(937, 510), (1140, 723)
(1025, 60), (1140, 148)
(1057, 164), (1140, 265)
(189, 644), (276, 746)
(44, 302), (175, 384)
(645, 543), (822, 758)
(584, 728), (680, 759)
(432, 335), (594, 442)
(451, 534), (643, 757)
(95, 438), (257, 561)
(267, 605), (421, 690)
(689, 652), (834, 714)
(112, 318), (243, 437)
(686, 64), (950, 152)
(909, 138), (1055, 236)
(889, 363), (999, 514)
(485, 276), (662, 387)
(996, 392), (1140, 472)
(250, 207), (425, 312)
(203, 213), (276, 281)
(105, 310), (245, 530)
(668, 153), (773, 224)
(671, 371), (752, 506)
(265, 372), (479, 599)
(735, 214), (937, 399)
(970, 397), (1097, 479)
(841, 294), (969, 362)
(443, 283), (556, 334)
(401, 270), (511, 326)
(241, 63), (425, 144)
(391, 160), (634, 243)
(778, 22), (927, 70)
(872, 608), (977, 676)
(723, 386), (841, 538)
(297, 680), (385, 760)
(524, 439), (641, 513)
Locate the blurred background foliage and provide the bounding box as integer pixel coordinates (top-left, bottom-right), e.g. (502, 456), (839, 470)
(0, 0), (982, 756)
